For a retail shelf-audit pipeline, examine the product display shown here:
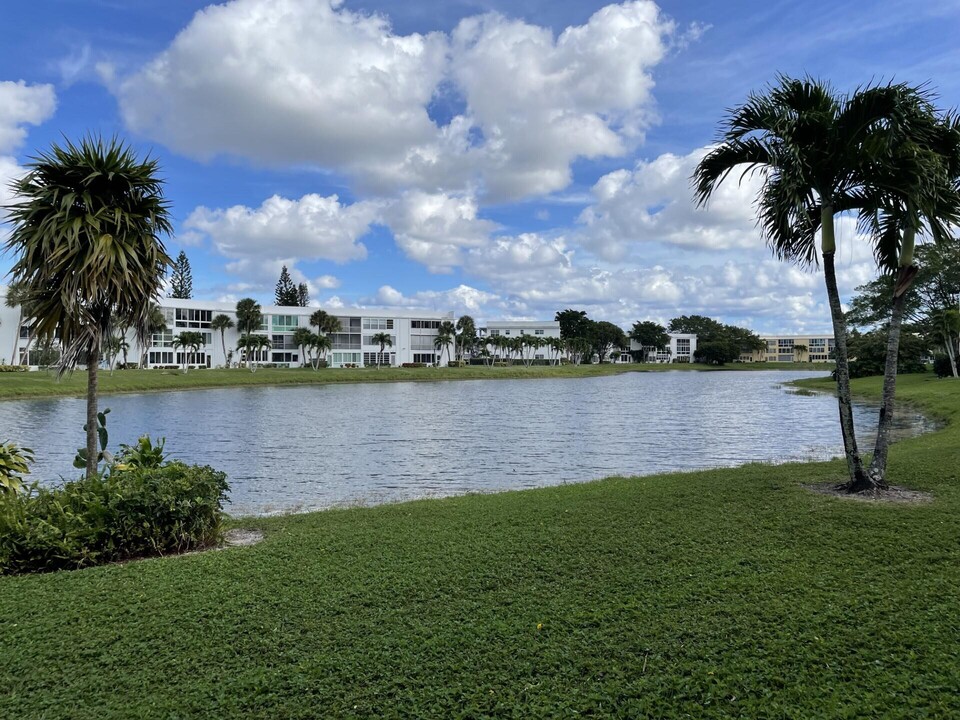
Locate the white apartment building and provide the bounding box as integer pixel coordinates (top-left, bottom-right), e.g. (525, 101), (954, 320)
(740, 334), (836, 363)
(478, 320), (561, 362)
(0, 289), (454, 369)
(623, 333), (698, 363)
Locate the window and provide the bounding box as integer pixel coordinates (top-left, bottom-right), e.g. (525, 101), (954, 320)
(330, 333), (361, 350)
(19, 326), (31, 339)
(535, 329), (545, 335)
(778, 338), (794, 349)
(504, 330), (511, 335)
(271, 315), (298, 332)
(411, 334), (436, 351)
(362, 318), (394, 330)
(410, 320), (441, 329)
(363, 352), (395, 366)
(175, 308), (212, 328)
(151, 330), (174, 347)
(413, 353), (436, 364)
(810, 338), (826, 348)
(148, 351), (174, 365)
(331, 352), (361, 366)
(271, 352), (298, 364)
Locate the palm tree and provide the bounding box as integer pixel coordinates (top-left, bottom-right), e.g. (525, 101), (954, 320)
(311, 333), (332, 370)
(309, 309), (342, 337)
(140, 304), (167, 368)
(793, 344), (809, 363)
(549, 336), (564, 365)
(237, 333), (271, 372)
(433, 332), (451, 366)
(455, 315), (476, 362)
(235, 299), (263, 370)
(104, 335), (122, 373)
(211, 313), (234, 367)
(4, 136), (172, 478)
(292, 327), (314, 368)
(4, 282), (29, 366)
(693, 77), (945, 492)
(371, 331), (393, 368)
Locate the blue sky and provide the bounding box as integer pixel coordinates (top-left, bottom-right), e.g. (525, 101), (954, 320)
(1, 0), (958, 331)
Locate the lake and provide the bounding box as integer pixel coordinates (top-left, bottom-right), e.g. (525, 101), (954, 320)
(0, 371), (936, 515)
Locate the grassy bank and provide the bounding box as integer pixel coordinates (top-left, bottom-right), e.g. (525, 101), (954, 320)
(2, 373), (957, 718)
(0, 362), (828, 401)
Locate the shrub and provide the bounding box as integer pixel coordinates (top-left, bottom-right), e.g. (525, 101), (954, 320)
(447, 360), (467, 367)
(401, 362), (427, 368)
(0, 463), (229, 575)
(933, 355), (959, 378)
(0, 365), (27, 373)
(0, 443), (34, 496)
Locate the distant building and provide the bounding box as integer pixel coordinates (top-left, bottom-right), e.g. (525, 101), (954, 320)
(740, 334), (835, 363)
(622, 333), (698, 363)
(0, 291), (454, 369)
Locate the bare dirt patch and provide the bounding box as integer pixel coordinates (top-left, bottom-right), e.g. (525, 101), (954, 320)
(223, 528), (264, 547)
(805, 482), (933, 504)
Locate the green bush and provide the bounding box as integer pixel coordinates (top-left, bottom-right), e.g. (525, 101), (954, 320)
(447, 360), (467, 367)
(0, 364), (27, 373)
(400, 362), (427, 368)
(933, 354), (959, 378)
(0, 442), (34, 496)
(0, 463), (229, 575)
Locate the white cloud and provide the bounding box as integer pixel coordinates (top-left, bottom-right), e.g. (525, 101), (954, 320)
(371, 283), (499, 314)
(0, 81), (57, 238)
(0, 80), (56, 155)
(383, 191), (498, 272)
(112, 0), (446, 170)
(576, 145), (766, 261)
(110, 0), (680, 202)
(184, 193), (378, 264)
(314, 274), (340, 290)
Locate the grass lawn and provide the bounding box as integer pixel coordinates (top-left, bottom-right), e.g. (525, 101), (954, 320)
(0, 361), (828, 401)
(2, 373), (958, 718)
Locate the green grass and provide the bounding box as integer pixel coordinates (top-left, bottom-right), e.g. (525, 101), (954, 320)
(0, 362), (827, 401)
(2, 373), (957, 718)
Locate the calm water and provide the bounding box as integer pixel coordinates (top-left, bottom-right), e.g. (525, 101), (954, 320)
(0, 371), (936, 515)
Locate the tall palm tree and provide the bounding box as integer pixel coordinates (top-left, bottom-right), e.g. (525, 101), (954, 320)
(235, 299), (263, 370)
(693, 77), (944, 492)
(3, 282), (30, 366)
(309, 309), (342, 337)
(865, 114), (960, 481)
(172, 332), (201, 373)
(455, 315), (476, 362)
(433, 332), (452, 366)
(292, 327), (314, 368)
(371, 331), (393, 368)
(793, 344), (809, 363)
(4, 136), (172, 477)
(237, 333), (271, 372)
(311, 333), (331, 370)
(211, 313), (234, 367)
(140, 303), (167, 368)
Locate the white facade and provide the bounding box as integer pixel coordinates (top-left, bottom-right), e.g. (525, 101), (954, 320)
(478, 320), (562, 362)
(624, 333), (698, 363)
(0, 290), (454, 369)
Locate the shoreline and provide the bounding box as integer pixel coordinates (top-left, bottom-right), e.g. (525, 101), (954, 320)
(0, 362), (831, 402)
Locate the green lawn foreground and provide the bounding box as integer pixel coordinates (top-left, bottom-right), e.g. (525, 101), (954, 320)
(1, 374), (958, 718)
(0, 362), (827, 400)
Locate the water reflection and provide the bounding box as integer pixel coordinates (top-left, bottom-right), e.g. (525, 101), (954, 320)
(0, 371), (937, 515)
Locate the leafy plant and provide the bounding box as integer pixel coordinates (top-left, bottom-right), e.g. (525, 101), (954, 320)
(0, 462), (229, 575)
(116, 435), (167, 469)
(73, 408), (112, 473)
(0, 442), (34, 495)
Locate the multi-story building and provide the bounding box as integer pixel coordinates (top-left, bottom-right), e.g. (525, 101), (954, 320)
(623, 333), (698, 363)
(0, 290), (454, 369)
(739, 334), (836, 363)
(478, 320), (562, 362)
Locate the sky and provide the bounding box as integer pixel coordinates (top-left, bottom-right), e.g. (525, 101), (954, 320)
(1, 0), (958, 332)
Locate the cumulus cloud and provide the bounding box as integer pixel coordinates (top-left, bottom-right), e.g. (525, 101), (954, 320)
(0, 81), (57, 237)
(382, 191), (499, 272)
(576, 145), (766, 261)
(0, 80), (56, 155)
(112, 0), (446, 171)
(110, 0), (680, 201)
(371, 284), (499, 314)
(184, 193), (379, 264)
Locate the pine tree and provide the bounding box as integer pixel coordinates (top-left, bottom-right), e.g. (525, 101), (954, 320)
(296, 282), (310, 307)
(168, 250), (193, 299)
(275, 265), (299, 306)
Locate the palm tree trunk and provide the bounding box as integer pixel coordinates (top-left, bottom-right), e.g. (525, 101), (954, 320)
(86, 347), (99, 478)
(945, 336), (958, 378)
(822, 219), (870, 491)
(868, 287), (906, 485)
(221, 332), (228, 368)
(11, 312), (21, 365)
